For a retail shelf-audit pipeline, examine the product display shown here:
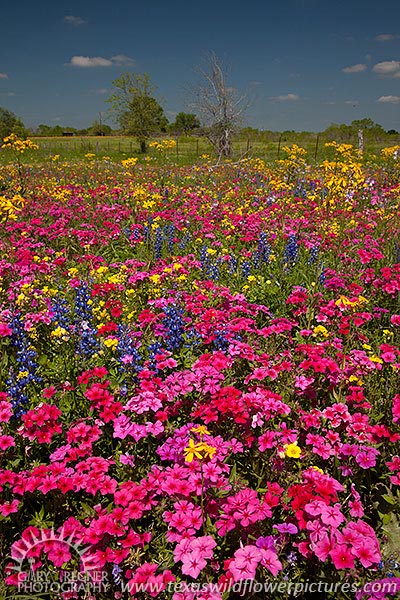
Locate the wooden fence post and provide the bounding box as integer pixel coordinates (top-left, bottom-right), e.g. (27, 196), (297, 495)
(277, 134), (283, 159)
(314, 135), (319, 161)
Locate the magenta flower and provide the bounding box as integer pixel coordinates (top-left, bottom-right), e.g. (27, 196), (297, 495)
(273, 522), (298, 534)
(181, 549), (207, 578)
(260, 548), (283, 576)
(229, 545), (263, 581)
(330, 545), (355, 569)
(319, 503), (345, 528)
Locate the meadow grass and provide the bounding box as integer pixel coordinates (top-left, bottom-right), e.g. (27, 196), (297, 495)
(0, 134), (395, 167)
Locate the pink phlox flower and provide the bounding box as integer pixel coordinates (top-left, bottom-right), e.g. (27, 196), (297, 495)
(181, 548), (207, 578)
(260, 548), (283, 576)
(319, 503), (345, 528)
(229, 544), (263, 581)
(311, 532), (332, 561)
(330, 544), (355, 569)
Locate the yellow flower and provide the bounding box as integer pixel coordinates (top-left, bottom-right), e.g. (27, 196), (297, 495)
(103, 338), (118, 350)
(121, 157), (138, 168)
(184, 438), (216, 462)
(17, 371), (29, 381)
(201, 443), (216, 459)
(191, 425), (210, 437)
(311, 466), (324, 473)
(183, 439), (205, 463)
(369, 354), (383, 364)
(284, 442), (301, 459)
(313, 325), (329, 338)
(51, 326), (68, 338)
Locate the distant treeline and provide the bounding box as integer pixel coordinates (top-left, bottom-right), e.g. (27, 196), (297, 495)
(30, 118), (398, 142)
(1, 104), (398, 143)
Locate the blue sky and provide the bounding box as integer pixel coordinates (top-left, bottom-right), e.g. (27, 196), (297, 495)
(1, 0), (399, 131)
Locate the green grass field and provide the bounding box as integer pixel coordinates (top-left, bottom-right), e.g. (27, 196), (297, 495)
(0, 134), (398, 167)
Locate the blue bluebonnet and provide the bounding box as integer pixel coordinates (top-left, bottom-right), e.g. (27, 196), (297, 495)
(228, 255), (238, 274)
(74, 284), (99, 358)
(252, 250), (261, 269)
(164, 223), (175, 254)
(143, 224), (151, 244)
(308, 246), (319, 265)
(200, 245), (209, 269)
(162, 304), (185, 351)
(319, 265), (326, 286)
(284, 235), (299, 265)
(147, 341), (164, 371)
(7, 313), (41, 416)
(51, 295), (70, 330)
(184, 328), (202, 349)
(206, 260), (220, 281)
(154, 227), (163, 260)
(117, 324), (142, 375)
(294, 180), (307, 198)
(241, 261), (251, 279)
(179, 232), (191, 250)
(132, 227), (140, 241)
(212, 330), (229, 351)
(258, 232), (271, 264)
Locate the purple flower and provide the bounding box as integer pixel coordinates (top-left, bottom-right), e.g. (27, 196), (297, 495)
(273, 523), (298, 534)
(255, 535), (275, 550)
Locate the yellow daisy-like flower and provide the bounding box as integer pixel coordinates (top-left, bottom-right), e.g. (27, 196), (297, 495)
(183, 439), (204, 463)
(191, 425), (210, 437)
(200, 443), (216, 459)
(284, 442), (302, 459)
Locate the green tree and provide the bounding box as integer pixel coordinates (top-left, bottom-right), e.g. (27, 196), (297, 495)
(107, 72), (168, 152)
(350, 118), (386, 140)
(170, 112), (200, 135)
(89, 120), (112, 136)
(0, 107), (27, 142)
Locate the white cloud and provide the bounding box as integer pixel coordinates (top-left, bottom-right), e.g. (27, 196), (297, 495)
(378, 95), (400, 104)
(94, 88), (109, 95)
(110, 55), (135, 67)
(375, 33), (395, 41)
(68, 55), (135, 68)
(270, 93), (299, 101)
(0, 73), (8, 79)
(342, 63), (367, 73)
(372, 60), (400, 78)
(0, 92), (15, 97)
(64, 15), (85, 26)
(345, 100), (359, 106)
(69, 56), (113, 67)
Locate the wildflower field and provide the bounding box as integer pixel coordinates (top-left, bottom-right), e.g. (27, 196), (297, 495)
(0, 138), (399, 599)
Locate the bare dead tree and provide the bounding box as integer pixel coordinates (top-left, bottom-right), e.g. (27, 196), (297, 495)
(191, 53), (248, 160)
